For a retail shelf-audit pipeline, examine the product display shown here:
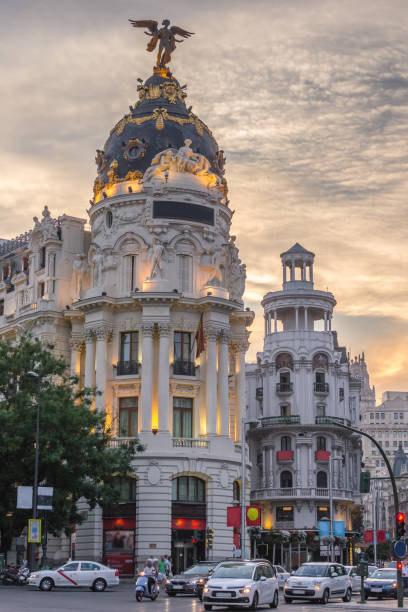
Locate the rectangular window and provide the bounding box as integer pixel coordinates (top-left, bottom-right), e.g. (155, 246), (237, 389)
(276, 506), (293, 522)
(38, 281), (45, 298)
(173, 331), (195, 375)
(178, 254), (193, 293)
(39, 247), (46, 269)
(385, 441), (389, 447)
(0, 300), (3, 316)
(280, 404), (290, 417)
(118, 397), (138, 437)
(339, 388), (344, 401)
(378, 431), (382, 437)
(393, 441), (398, 447)
(123, 255), (137, 292)
(119, 331), (139, 366)
(375, 413), (379, 420)
(400, 413), (404, 420)
(370, 413), (374, 419)
(394, 413), (399, 419)
(173, 397), (193, 438)
(381, 413), (385, 419)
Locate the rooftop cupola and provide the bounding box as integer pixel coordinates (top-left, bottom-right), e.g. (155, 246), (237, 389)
(280, 243), (315, 290)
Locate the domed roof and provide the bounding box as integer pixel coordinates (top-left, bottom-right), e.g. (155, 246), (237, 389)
(94, 69), (225, 191)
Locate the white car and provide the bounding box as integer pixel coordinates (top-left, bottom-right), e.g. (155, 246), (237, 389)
(345, 565), (361, 592)
(28, 560), (119, 592)
(273, 564), (290, 588)
(284, 562), (352, 604)
(202, 560), (279, 609)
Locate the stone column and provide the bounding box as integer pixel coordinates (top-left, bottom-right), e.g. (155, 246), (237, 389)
(283, 263), (287, 284)
(84, 330), (95, 389)
(206, 327), (218, 435)
(304, 307), (308, 330)
(95, 326), (112, 412)
(291, 261), (295, 281)
(235, 342), (248, 441)
(140, 323), (154, 432)
(274, 310), (278, 333)
(295, 307), (299, 330)
(264, 315), (268, 336)
(324, 310), (327, 331)
(218, 330), (230, 437)
(158, 324), (170, 433)
(309, 263), (314, 283)
(70, 338), (83, 378)
(302, 262), (306, 281)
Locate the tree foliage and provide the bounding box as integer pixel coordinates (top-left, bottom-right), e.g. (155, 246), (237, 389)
(0, 335), (143, 553)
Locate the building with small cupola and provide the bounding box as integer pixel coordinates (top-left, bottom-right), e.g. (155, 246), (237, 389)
(246, 244), (362, 564)
(0, 29), (253, 573)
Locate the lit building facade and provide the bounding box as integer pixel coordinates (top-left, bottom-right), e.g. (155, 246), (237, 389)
(0, 56), (253, 572)
(246, 244), (362, 562)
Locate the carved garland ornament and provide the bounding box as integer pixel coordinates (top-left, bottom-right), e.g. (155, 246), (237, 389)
(111, 108), (213, 140)
(135, 81), (187, 107)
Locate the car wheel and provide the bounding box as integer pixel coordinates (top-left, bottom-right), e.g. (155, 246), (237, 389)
(39, 577), (54, 592)
(204, 605), (212, 611)
(92, 578), (107, 592)
(250, 591), (259, 610)
(270, 589), (279, 608)
(343, 587), (352, 602)
(321, 588), (329, 604)
(284, 596), (292, 603)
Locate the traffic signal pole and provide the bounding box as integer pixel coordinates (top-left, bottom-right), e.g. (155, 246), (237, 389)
(328, 420), (403, 607)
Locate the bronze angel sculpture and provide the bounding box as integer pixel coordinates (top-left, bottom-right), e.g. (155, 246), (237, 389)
(129, 19), (194, 69)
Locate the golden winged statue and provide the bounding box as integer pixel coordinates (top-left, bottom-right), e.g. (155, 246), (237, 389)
(129, 19), (194, 69)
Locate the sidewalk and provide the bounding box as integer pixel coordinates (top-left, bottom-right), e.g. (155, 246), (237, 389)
(327, 601), (408, 611)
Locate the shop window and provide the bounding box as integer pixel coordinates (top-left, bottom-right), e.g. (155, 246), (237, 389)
(173, 397), (193, 438)
(281, 436), (291, 451)
(280, 471), (293, 488)
(276, 506), (293, 522)
(317, 506), (330, 521)
(173, 331), (194, 375)
(178, 254), (193, 293)
(118, 397), (138, 437)
(172, 476), (205, 503)
(317, 436), (326, 451)
(317, 471), (328, 488)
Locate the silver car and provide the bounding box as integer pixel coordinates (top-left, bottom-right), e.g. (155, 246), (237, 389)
(273, 564), (290, 588)
(345, 566), (361, 592)
(28, 560), (119, 591)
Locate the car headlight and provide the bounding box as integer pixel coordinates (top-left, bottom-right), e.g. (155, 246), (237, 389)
(198, 578), (205, 583)
(393, 582), (397, 588)
(188, 579), (197, 584)
(30, 573), (39, 578)
(284, 583), (288, 589)
(239, 586), (252, 594)
(203, 587), (209, 593)
(314, 585), (321, 591)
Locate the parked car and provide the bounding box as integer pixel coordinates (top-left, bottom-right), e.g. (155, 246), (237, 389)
(273, 564), (290, 588)
(284, 562), (352, 604)
(364, 568), (398, 599)
(202, 560), (279, 609)
(28, 560), (119, 591)
(165, 562), (218, 598)
(345, 566), (361, 592)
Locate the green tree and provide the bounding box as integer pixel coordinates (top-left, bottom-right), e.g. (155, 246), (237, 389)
(0, 335), (143, 556)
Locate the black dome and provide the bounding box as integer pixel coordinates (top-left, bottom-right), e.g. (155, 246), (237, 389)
(95, 70), (224, 186)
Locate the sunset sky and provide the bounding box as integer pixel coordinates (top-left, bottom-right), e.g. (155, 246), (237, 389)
(1, 0), (407, 401)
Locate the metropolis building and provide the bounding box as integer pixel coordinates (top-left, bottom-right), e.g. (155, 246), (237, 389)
(0, 35), (253, 573)
(246, 244), (362, 562)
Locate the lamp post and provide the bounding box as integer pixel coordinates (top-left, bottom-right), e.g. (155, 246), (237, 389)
(241, 416), (258, 560)
(26, 371), (40, 571)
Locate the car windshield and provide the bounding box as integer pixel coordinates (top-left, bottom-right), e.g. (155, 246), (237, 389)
(212, 563), (255, 579)
(293, 565), (328, 577)
(371, 570), (397, 579)
(184, 565), (213, 575)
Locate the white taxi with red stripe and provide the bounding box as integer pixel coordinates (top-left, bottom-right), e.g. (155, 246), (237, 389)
(28, 560), (119, 591)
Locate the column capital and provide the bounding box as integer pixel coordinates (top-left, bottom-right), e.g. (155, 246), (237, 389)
(85, 328), (95, 343)
(158, 323), (171, 337)
(70, 337), (85, 352)
(218, 329), (231, 344)
(232, 338), (249, 353)
(94, 325), (113, 341)
(205, 326), (218, 342)
(141, 323), (155, 337)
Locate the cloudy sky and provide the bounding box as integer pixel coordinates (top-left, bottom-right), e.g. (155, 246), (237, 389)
(1, 0), (407, 401)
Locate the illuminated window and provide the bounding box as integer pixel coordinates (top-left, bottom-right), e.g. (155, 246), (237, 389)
(276, 506), (293, 522)
(172, 476), (205, 502)
(118, 397), (138, 437)
(317, 506), (330, 521)
(173, 397), (193, 438)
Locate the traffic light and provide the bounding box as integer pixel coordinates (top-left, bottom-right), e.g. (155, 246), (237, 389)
(396, 512), (406, 539)
(206, 527), (214, 550)
(397, 561), (403, 571)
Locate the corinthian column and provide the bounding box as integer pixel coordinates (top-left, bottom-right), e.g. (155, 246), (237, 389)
(84, 330), (95, 390)
(235, 340), (248, 441)
(140, 323), (154, 432)
(70, 338), (84, 391)
(206, 327), (218, 436)
(95, 326), (112, 412)
(218, 330), (230, 437)
(158, 324), (170, 432)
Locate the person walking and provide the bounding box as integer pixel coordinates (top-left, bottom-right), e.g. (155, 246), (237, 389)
(157, 556), (167, 586)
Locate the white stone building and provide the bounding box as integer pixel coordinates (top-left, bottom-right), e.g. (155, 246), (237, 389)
(246, 244), (362, 563)
(0, 60), (254, 573)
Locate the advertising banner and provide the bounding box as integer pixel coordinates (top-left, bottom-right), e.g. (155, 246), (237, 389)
(28, 519), (41, 543)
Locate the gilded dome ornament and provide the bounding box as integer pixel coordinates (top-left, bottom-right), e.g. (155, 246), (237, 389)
(129, 18), (194, 70)
(123, 138), (146, 160)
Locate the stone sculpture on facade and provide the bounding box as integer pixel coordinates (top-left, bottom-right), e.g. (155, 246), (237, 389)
(148, 238), (165, 279)
(72, 254), (87, 300)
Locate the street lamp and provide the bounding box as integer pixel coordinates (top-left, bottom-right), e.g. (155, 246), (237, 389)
(26, 371), (41, 570)
(241, 416), (258, 560)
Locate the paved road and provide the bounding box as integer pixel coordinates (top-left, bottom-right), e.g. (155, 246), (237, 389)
(1, 586), (408, 612)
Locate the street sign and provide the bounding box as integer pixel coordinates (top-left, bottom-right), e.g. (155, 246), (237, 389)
(394, 540), (406, 558)
(28, 519), (41, 543)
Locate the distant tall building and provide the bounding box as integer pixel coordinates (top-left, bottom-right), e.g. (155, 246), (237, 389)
(246, 244), (362, 564)
(350, 354), (376, 473)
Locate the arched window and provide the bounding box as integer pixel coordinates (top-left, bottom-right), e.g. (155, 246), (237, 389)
(171, 476), (205, 503)
(280, 471), (293, 488)
(233, 480), (240, 502)
(317, 436), (326, 451)
(281, 436), (291, 451)
(313, 353), (328, 370)
(317, 471), (328, 488)
(276, 353), (293, 371)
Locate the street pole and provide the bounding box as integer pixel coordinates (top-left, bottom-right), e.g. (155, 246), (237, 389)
(328, 419), (403, 607)
(329, 454), (334, 562)
(27, 372), (41, 571)
(373, 483), (377, 566)
(241, 416), (246, 560)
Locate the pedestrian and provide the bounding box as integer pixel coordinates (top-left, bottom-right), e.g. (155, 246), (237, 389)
(157, 556), (167, 586)
(164, 554), (172, 577)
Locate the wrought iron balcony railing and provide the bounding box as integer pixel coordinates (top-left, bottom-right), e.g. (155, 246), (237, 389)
(115, 360), (139, 376)
(314, 382), (329, 393)
(173, 360), (197, 376)
(276, 382), (293, 393)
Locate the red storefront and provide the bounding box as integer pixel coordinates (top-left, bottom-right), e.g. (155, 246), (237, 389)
(103, 517), (136, 577)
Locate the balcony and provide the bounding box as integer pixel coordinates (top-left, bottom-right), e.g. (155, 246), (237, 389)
(315, 416), (351, 427)
(276, 382), (293, 394)
(315, 450), (331, 461)
(261, 415), (300, 427)
(115, 360), (139, 376)
(276, 450), (294, 461)
(108, 437), (137, 447)
(314, 382), (329, 394)
(173, 360), (197, 376)
(251, 486), (355, 501)
(173, 438), (209, 449)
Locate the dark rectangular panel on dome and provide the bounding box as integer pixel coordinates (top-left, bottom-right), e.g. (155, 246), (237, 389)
(153, 201), (214, 225)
